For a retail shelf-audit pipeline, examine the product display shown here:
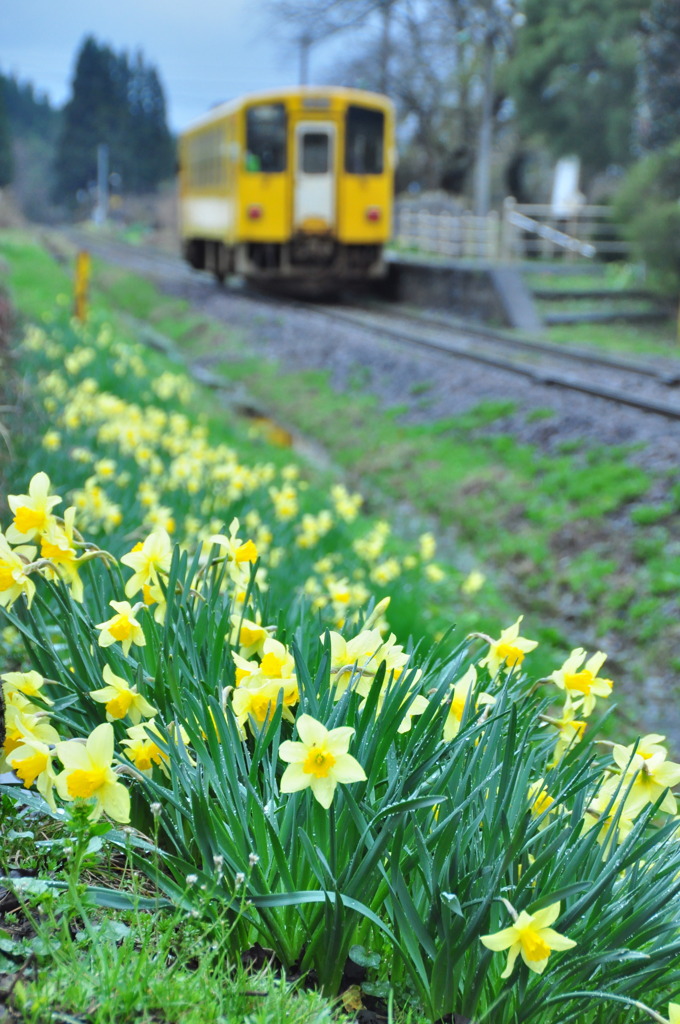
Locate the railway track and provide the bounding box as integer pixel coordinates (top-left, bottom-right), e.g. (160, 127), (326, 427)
(56, 230), (680, 423)
(303, 300), (680, 422)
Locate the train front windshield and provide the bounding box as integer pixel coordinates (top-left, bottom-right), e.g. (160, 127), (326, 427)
(245, 103), (287, 172)
(345, 106), (384, 175)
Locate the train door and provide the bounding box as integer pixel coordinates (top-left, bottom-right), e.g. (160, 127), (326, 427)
(293, 122), (336, 232)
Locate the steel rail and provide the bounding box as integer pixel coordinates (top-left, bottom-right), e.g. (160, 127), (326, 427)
(305, 304), (680, 422)
(349, 301), (680, 386)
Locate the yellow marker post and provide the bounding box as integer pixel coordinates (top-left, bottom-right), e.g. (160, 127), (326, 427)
(74, 250), (91, 322)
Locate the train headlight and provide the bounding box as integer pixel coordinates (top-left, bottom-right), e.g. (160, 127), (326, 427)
(247, 204), (264, 220)
(366, 206), (381, 222)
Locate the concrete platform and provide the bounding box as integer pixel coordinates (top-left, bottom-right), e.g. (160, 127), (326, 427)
(384, 253), (544, 334)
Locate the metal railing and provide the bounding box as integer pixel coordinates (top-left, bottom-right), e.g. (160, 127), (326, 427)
(501, 198), (630, 261)
(394, 206), (501, 259)
(392, 197), (630, 262)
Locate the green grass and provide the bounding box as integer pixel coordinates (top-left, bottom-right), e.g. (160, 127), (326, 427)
(524, 263), (645, 293)
(546, 319), (678, 356)
(524, 264), (679, 356)
(0, 796), (356, 1024)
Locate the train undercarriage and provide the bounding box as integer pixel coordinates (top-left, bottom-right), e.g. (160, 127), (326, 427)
(182, 237), (385, 287)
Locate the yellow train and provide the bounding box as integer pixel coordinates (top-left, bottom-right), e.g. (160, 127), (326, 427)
(177, 87), (395, 288)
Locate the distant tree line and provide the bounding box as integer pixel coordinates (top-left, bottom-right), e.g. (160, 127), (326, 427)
(613, 0), (680, 295)
(52, 36), (175, 205)
(0, 35), (174, 215)
(268, 0), (680, 194)
(0, 80), (13, 188)
(265, 0), (680, 292)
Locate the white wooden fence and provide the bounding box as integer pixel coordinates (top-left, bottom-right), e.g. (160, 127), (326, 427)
(393, 197), (630, 262)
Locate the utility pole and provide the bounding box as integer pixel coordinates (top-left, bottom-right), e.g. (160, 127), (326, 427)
(473, 33), (495, 218)
(299, 31), (312, 85)
(379, 0), (393, 95)
(93, 143), (109, 225)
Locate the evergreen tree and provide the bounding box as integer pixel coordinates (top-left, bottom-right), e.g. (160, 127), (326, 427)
(125, 55), (175, 191)
(52, 37), (125, 204)
(52, 36), (174, 206)
(639, 0), (680, 151)
(505, 0), (645, 174)
(0, 77), (13, 187)
(3, 74), (59, 141)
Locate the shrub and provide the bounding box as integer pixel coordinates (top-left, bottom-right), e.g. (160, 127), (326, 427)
(613, 140), (680, 297)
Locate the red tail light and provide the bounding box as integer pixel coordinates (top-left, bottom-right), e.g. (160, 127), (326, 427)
(366, 206), (381, 222)
(247, 204), (263, 220)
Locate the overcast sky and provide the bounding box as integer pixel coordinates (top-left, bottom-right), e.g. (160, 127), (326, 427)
(0, 0), (326, 131)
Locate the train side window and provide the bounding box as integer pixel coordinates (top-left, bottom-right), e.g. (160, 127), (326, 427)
(246, 103), (287, 173)
(345, 106), (384, 175)
(301, 132), (329, 174)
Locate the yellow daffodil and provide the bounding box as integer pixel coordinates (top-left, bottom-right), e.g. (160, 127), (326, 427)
(609, 734), (680, 815)
(121, 720), (165, 775)
(279, 714), (366, 809)
(359, 684), (429, 733)
(140, 579), (167, 623)
(528, 778), (555, 818)
(6, 472), (61, 542)
(582, 789), (639, 846)
(0, 535), (37, 609)
(89, 665), (157, 723)
(443, 666), (495, 742)
(232, 651), (260, 686)
(96, 600), (146, 656)
(478, 616), (538, 677)
(481, 902), (576, 977)
(425, 563), (445, 583)
(121, 718), (189, 776)
(93, 458), (117, 480)
(2, 703), (60, 768)
(230, 614), (270, 659)
(71, 477), (122, 533)
(232, 678), (297, 734)
(259, 638), (297, 682)
(548, 698), (587, 763)
(549, 648), (613, 716)
(330, 484), (362, 522)
(371, 558), (401, 586)
(209, 519), (258, 565)
(120, 528), (172, 598)
(461, 570), (485, 595)
(353, 521), (389, 563)
(39, 507), (84, 602)
(42, 430), (61, 451)
(232, 638), (297, 691)
(143, 505), (175, 535)
(418, 532), (436, 561)
(2, 670), (53, 706)
(669, 1003), (680, 1024)
(268, 484), (298, 521)
(6, 732), (58, 809)
(55, 722), (130, 823)
(296, 510), (333, 549)
(326, 628), (383, 699)
(527, 778), (565, 831)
